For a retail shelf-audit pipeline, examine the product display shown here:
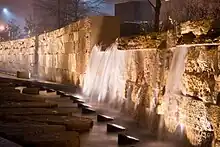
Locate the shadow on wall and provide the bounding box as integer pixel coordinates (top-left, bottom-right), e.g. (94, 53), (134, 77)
(91, 16), (120, 50)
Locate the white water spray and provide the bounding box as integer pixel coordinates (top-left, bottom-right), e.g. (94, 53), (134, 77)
(165, 46), (188, 96)
(82, 43), (128, 104)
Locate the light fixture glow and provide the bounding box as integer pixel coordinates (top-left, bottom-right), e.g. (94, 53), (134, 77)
(3, 8), (8, 13)
(0, 25), (5, 31)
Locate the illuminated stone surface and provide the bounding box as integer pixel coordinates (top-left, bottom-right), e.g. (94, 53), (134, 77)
(1, 18), (220, 146)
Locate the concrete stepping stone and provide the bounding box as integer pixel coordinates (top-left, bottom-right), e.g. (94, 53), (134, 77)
(118, 133), (139, 145)
(0, 82), (16, 87)
(16, 71), (31, 79)
(0, 93), (45, 102)
(73, 99), (85, 104)
(82, 107), (96, 114)
(56, 91), (65, 96)
(46, 89), (55, 93)
(107, 123), (126, 133)
(0, 123), (66, 134)
(46, 98), (73, 103)
(0, 123), (79, 147)
(78, 103), (91, 108)
(0, 88), (20, 93)
(3, 115), (93, 133)
(22, 131), (80, 147)
(0, 137), (22, 147)
(97, 114), (114, 122)
(22, 88), (40, 95)
(0, 108), (76, 116)
(0, 102), (58, 108)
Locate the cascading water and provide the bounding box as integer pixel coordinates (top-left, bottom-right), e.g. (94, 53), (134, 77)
(163, 45), (213, 145)
(165, 46), (188, 96)
(82, 43), (128, 105)
(163, 46), (189, 132)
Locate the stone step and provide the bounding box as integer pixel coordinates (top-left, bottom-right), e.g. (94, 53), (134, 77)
(0, 88), (20, 93)
(0, 123), (79, 147)
(0, 102), (58, 108)
(0, 137), (22, 147)
(118, 133), (139, 145)
(107, 123), (126, 133)
(0, 82), (16, 87)
(0, 93), (45, 102)
(73, 99), (85, 104)
(16, 71), (31, 79)
(22, 88), (40, 95)
(46, 89), (56, 93)
(1, 97), (45, 103)
(97, 114), (114, 122)
(0, 123), (66, 134)
(3, 115), (93, 133)
(56, 91), (65, 96)
(0, 108), (77, 116)
(78, 103), (91, 108)
(81, 107), (96, 114)
(23, 132), (80, 147)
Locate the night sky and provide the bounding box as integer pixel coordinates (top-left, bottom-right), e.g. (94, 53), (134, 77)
(0, 0), (114, 29)
(0, 0), (32, 28)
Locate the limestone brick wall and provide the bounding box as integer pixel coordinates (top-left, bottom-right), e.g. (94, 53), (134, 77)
(37, 18), (92, 84)
(0, 37), (36, 74)
(121, 44), (220, 146)
(0, 16), (120, 85)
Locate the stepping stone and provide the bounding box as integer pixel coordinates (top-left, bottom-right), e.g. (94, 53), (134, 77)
(16, 71), (31, 79)
(56, 91), (65, 95)
(22, 88), (40, 95)
(22, 132), (80, 147)
(0, 93), (45, 102)
(0, 102), (58, 108)
(82, 107), (96, 114)
(78, 103), (91, 108)
(0, 108), (75, 116)
(97, 114), (114, 122)
(0, 87), (20, 93)
(61, 93), (72, 98)
(39, 86), (47, 91)
(47, 89), (55, 93)
(107, 123), (125, 133)
(0, 123), (79, 147)
(0, 82), (16, 87)
(118, 133), (139, 145)
(73, 99), (85, 104)
(0, 137), (22, 147)
(0, 123), (66, 135)
(3, 115), (93, 133)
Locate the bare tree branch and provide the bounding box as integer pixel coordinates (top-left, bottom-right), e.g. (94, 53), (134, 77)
(147, 0), (156, 9)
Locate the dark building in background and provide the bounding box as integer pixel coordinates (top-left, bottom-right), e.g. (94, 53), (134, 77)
(115, 1), (154, 23)
(115, 0), (154, 36)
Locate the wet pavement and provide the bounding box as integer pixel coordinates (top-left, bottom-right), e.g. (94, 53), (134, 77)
(0, 75), (190, 147)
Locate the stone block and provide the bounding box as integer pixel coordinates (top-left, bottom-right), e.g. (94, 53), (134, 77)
(22, 88), (40, 95)
(81, 107), (96, 114)
(64, 42), (74, 53)
(107, 123), (126, 133)
(97, 114), (114, 122)
(17, 71), (31, 79)
(118, 134), (139, 145)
